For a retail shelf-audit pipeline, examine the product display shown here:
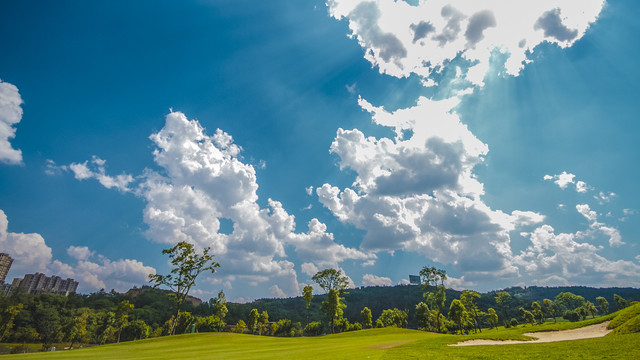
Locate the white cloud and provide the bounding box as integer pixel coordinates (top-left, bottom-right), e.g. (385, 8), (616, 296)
(62, 111), (370, 297)
(317, 96), (538, 279)
(362, 273), (392, 287)
(269, 284), (287, 298)
(67, 246), (94, 261)
(301, 262), (319, 276)
(0, 210), (52, 273)
(445, 275), (476, 291)
(514, 224), (639, 287)
(594, 191), (616, 204)
(68, 156), (134, 192)
(576, 180), (591, 193)
(327, 0), (603, 87)
(0, 79), (24, 164)
(575, 204), (625, 247)
(544, 171), (575, 189)
(576, 204), (599, 224)
(361, 259), (376, 267)
(0, 209), (155, 292)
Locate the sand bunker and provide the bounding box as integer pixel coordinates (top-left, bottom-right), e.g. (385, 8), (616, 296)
(450, 321), (611, 346)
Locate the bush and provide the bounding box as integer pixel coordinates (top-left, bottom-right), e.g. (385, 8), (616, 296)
(273, 319), (293, 336)
(563, 310), (580, 322)
(510, 318), (519, 327)
(304, 322), (323, 336)
(348, 322), (362, 331)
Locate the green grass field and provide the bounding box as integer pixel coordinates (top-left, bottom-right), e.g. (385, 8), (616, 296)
(5, 305), (640, 360)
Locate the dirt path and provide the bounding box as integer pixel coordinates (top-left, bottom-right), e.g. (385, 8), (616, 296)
(450, 321), (611, 346)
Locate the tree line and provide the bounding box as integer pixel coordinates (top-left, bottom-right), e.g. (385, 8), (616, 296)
(1, 241), (637, 353)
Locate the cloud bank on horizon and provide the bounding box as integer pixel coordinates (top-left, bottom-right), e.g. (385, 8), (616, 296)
(1, 0), (638, 299)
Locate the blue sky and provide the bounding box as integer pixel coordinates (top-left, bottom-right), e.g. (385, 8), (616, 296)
(0, 0), (638, 302)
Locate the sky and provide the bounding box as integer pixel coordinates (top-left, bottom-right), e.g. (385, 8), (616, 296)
(0, 0), (639, 303)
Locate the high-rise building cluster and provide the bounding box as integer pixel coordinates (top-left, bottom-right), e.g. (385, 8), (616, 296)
(0, 252), (79, 296)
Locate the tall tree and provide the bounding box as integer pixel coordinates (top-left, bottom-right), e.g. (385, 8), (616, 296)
(460, 290), (481, 333)
(302, 285), (314, 325)
(596, 296), (609, 315)
(487, 308), (498, 329)
(555, 292), (585, 312)
(495, 292), (512, 327)
(148, 241), (220, 335)
(115, 300), (134, 343)
(420, 266), (447, 333)
(449, 300), (468, 334)
(247, 308), (259, 334)
(415, 302), (431, 330)
(531, 301), (543, 324)
(312, 269), (349, 292)
(313, 269), (349, 334)
(614, 294), (628, 310)
(542, 298), (558, 323)
(361, 307), (372, 329)
(0, 303), (22, 342)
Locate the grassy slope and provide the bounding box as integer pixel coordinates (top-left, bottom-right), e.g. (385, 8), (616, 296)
(7, 308), (640, 360)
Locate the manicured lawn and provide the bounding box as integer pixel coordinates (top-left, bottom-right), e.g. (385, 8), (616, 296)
(4, 315), (638, 359)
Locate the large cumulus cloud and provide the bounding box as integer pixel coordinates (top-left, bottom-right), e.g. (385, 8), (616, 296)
(63, 111), (373, 297)
(327, 0), (604, 86)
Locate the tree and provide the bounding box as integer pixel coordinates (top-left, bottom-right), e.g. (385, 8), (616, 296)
(420, 266), (447, 333)
(258, 311), (269, 336)
(312, 269), (349, 292)
(148, 241), (220, 335)
(63, 311), (89, 349)
(313, 269), (349, 334)
(555, 292), (585, 312)
(320, 288), (346, 334)
(614, 294), (628, 310)
(531, 301), (543, 324)
(519, 307), (535, 326)
(596, 296), (609, 315)
(234, 320), (246, 334)
(376, 308), (408, 328)
(448, 299), (468, 334)
(460, 290), (481, 333)
(487, 308), (498, 329)
(34, 304), (62, 350)
(115, 300), (134, 343)
(582, 301), (598, 319)
(415, 302), (431, 330)
(247, 308), (259, 334)
(361, 307), (372, 329)
(495, 292), (512, 327)
(542, 298), (558, 323)
(120, 320), (150, 341)
(0, 303), (22, 342)
(302, 285), (314, 325)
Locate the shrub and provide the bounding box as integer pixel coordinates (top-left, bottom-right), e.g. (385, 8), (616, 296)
(273, 319), (293, 336)
(510, 318), (518, 327)
(304, 321), (323, 336)
(563, 310), (580, 322)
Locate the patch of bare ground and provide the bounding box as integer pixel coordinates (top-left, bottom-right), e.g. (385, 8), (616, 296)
(449, 321), (612, 346)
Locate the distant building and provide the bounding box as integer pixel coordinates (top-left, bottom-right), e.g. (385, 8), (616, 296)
(409, 274), (421, 285)
(11, 272), (78, 296)
(0, 253), (13, 283)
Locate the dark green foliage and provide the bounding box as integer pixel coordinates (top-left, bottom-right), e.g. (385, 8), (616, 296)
(376, 308), (408, 328)
(273, 319), (292, 336)
(563, 310), (580, 322)
(303, 321), (323, 336)
(614, 294), (628, 310)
